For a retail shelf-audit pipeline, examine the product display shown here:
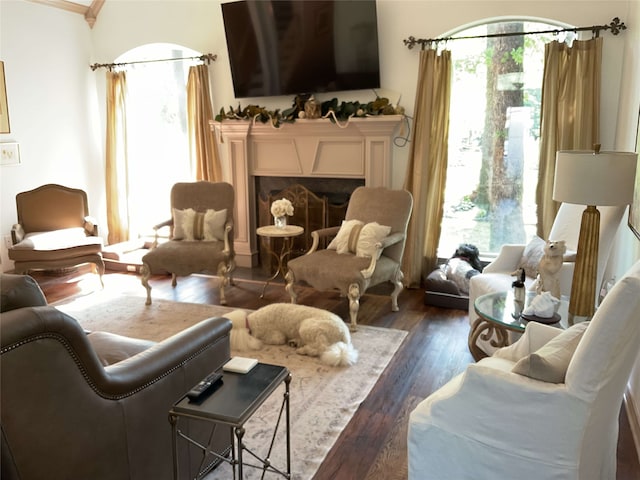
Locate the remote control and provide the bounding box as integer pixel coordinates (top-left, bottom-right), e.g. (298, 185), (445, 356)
(186, 371), (223, 401)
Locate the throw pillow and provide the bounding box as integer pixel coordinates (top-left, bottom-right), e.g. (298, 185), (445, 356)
(172, 208), (227, 241)
(356, 222), (392, 259)
(511, 321), (589, 383)
(202, 208), (227, 241)
(327, 219), (364, 254)
(172, 208), (197, 240)
(327, 220), (392, 258)
(518, 235), (547, 278)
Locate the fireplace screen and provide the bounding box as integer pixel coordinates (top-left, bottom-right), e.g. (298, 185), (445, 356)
(258, 183), (350, 274)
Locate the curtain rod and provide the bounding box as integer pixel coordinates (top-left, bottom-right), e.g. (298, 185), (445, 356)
(403, 17), (626, 50)
(90, 53), (217, 71)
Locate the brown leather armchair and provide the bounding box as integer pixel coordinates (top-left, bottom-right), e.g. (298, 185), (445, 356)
(141, 181), (236, 305)
(1, 274), (232, 480)
(8, 184), (105, 285)
(285, 186), (413, 330)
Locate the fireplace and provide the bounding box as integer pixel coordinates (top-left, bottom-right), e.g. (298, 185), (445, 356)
(212, 115), (402, 267)
(256, 179), (364, 273)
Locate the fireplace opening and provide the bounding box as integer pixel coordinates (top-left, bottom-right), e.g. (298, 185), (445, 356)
(256, 177), (364, 274)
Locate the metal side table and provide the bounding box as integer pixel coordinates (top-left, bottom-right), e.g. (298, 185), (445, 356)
(169, 363), (292, 479)
(256, 225), (304, 298)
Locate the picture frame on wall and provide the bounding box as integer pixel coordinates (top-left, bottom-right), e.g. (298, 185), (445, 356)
(0, 61), (9, 134)
(628, 109), (640, 241)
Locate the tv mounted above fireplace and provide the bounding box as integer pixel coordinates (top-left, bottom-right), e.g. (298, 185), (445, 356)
(221, 0), (381, 98)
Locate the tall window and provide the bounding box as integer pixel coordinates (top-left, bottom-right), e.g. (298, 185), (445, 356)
(438, 21), (573, 258)
(115, 43), (200, 238)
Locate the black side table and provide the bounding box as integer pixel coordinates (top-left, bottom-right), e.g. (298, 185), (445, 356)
(169, 363), (292, 479)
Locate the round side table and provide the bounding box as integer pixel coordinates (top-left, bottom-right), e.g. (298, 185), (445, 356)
(256, 225), (304, 298)
(468, 290), (570, 361)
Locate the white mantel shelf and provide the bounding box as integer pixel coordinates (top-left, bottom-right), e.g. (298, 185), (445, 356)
(211, 115), (403, 267)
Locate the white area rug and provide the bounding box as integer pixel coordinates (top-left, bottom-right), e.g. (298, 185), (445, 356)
(55, 293), (407, 480)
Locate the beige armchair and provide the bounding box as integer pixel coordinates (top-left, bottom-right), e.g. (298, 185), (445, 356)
(8, 184), (104, 285)
(141, 181), (235, 305)
(285, 186), (413, 330)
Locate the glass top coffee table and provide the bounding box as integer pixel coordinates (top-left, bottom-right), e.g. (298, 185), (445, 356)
(468, 290), (569, 361)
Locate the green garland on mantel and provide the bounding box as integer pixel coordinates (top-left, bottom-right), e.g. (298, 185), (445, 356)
(215, 93), (404, 128)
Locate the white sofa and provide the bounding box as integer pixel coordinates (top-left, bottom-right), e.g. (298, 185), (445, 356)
(468, 203), (625, 357)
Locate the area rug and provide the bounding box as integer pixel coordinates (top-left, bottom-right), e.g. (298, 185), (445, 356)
(55, 293), (407, 480)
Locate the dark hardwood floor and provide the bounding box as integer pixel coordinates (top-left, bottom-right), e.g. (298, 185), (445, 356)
(32, 267), (640, 480)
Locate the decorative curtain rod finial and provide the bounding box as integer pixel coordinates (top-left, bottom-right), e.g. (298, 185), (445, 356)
(608, 17), (626, 35)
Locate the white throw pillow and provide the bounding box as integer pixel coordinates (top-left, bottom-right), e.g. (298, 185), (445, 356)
(202, 208), (227, 241)
(172, 208), (197, 240)
(327, 219), (364, 254)
(512, 321), (589, 383)
(356, 222), (392, 259)
(327, 219), (391, 258)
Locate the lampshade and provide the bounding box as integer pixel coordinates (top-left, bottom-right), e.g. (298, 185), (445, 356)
(553, 150), (638, 206)
(552, 149), (638, 321)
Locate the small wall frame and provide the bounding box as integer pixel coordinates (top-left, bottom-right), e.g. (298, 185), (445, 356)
(0, 142), (20, 166)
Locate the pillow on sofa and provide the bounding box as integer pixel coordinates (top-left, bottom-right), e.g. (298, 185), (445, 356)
(518, 235), (546, 278)
(327, 220), (391, 258)
(512, 322), (589, 383)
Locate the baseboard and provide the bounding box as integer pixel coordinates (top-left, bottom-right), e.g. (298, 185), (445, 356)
(625, 386), (640, 463)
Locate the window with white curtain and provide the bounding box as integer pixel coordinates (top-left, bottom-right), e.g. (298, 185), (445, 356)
(438, 20), (574, 259)
(114, 43), (200, 239)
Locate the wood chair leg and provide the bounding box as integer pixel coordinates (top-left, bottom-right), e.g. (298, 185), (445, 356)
(347, 283), (360, 331)
(285, 270), (298, 304)
(141, 263), (152, 305)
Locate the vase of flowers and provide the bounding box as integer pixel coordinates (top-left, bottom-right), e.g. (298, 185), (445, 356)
(271, 198), (294, 228)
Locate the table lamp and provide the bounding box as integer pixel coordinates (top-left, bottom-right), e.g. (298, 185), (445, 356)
(552, 146), (638, 320)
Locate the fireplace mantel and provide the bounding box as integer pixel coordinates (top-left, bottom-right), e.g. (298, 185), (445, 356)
(211, 115), (403, 267)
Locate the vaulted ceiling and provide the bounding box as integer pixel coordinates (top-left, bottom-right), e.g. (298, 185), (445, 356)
(26, 0), (105, 28)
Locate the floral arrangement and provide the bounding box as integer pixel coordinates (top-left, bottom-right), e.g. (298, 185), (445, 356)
(270, 198), (294, 218)
(215, 94), (403, 128)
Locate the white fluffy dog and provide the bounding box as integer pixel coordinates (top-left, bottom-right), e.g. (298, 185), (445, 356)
(227, 303), (358, 367)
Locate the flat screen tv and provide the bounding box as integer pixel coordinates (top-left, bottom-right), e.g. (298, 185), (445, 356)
(221, 0), (381, 98)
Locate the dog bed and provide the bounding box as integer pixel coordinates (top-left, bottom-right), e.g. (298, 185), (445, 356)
(423, 268), (469, 310)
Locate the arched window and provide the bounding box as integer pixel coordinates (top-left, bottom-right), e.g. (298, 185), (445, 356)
(115, 43), (201, 239)
(438, 20), (574, 258)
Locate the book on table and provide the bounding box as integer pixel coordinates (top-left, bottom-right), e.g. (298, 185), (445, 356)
(223, 356), (258, 374)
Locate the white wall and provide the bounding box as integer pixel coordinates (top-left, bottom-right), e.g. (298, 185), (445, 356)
(2, 0), (639, 424)
(0, 0), (102, 267)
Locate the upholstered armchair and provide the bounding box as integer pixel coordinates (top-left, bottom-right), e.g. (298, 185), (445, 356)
(468, 202), (625, 357)
(409, 260), (640, 480)
(141, 181), (235, 305)
(285, 186), (413, 330)
(8, 184), (104, 285)
(1, 273), (233, 480)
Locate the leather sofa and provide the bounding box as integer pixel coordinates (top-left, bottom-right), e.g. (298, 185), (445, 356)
(1, 274), (232, 480)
